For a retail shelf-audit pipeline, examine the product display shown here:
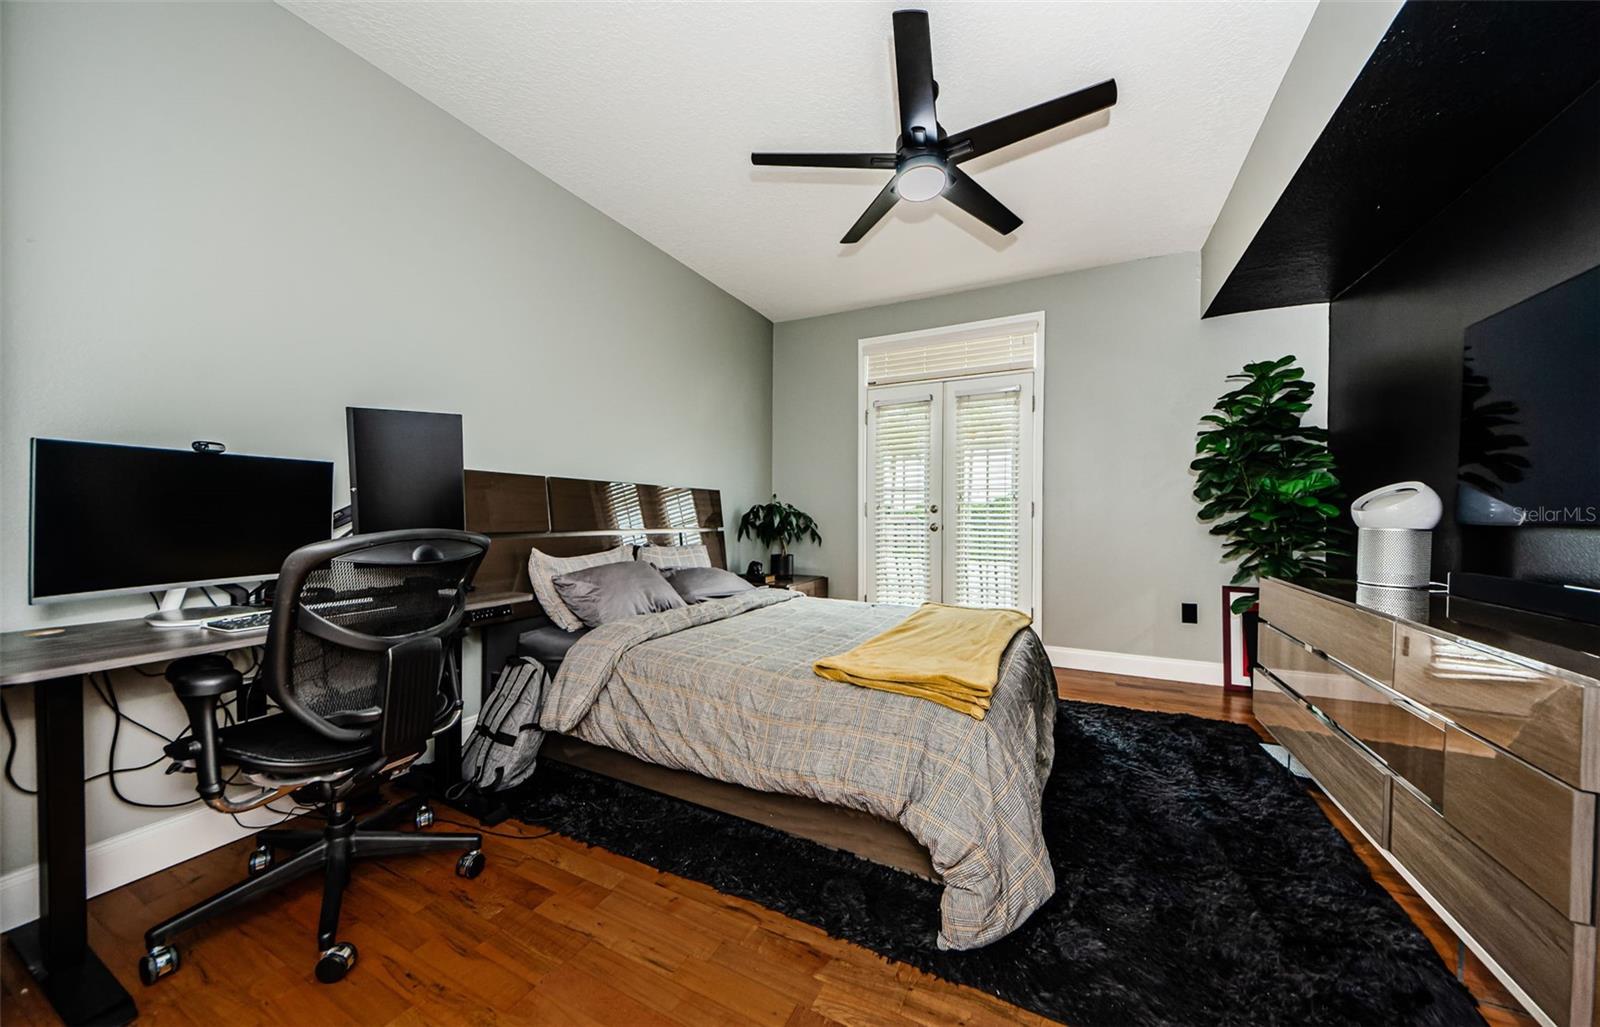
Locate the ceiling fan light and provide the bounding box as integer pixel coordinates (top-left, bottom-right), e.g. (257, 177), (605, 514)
(896, 161), (947, 202)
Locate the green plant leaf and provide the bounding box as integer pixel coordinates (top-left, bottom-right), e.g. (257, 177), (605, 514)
(738, 494), (822, 552)
(1192, 356), (1347, 593)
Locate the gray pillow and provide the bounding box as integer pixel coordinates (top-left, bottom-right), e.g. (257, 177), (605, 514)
(526, 543), (632, 631)
(552, 560), (685, 628)
(662, 566), (756, 604)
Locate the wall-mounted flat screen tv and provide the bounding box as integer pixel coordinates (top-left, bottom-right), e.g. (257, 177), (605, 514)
(1457, 265), (1600, 528)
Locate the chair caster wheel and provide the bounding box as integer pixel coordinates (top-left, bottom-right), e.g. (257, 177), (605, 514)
(456, 849), (486, 879)
(247, 844), (274, 876)
(315, 942), (357, 984)
(138, 945), (179, 986)
(414, 804), (434, 830)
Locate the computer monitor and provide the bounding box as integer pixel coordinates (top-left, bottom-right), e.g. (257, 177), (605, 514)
(29, 438), (333, 623)
(346, 407), (465, 534)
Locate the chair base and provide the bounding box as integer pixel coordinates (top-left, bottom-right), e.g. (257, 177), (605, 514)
(140, 796), (482, 985)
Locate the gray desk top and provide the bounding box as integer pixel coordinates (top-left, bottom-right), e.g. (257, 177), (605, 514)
(0, 591), (533, 687)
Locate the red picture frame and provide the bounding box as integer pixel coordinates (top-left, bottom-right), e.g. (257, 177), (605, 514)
(1221, 585), (1260, 691)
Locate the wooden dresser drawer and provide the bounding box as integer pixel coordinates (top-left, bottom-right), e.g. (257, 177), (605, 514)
(1270, 622), (1597, 919)
(1390, 785), (1595, 1027)
(1442, 726), (1596, 923)
(1260, 625), (1448, 810)
(1254, 669), (1392, 845)
(1257, 624), (1349, 699)
(1261, 579), (1394, 685)
(1395, 624), (1597, 791)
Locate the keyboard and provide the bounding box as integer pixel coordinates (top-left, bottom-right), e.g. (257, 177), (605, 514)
(203, 611), (272, 634)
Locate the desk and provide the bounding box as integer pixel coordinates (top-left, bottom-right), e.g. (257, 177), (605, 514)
(0, 589), (530, 1026)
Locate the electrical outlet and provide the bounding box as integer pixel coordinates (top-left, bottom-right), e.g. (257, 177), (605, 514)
(1181, 602), (1198, 624)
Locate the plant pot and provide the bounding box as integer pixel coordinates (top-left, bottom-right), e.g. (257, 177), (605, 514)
(771, 553), (795, 579)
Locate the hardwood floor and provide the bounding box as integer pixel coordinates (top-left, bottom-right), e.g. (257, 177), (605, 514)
(2, 670), (1536, 1026)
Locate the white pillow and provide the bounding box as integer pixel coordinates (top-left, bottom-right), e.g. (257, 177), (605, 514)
(528, 544), (633, 631)
(636, 543), (712, 570)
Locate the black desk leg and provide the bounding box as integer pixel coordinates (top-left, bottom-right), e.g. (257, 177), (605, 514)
(5, 676), (137, 1026)
(433, 636), (465, 789)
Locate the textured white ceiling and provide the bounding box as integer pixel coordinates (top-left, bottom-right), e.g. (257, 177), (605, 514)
(281, 1), (1316, 322)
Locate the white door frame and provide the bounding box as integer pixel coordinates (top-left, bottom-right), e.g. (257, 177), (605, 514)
(857, 311), (1045, 616)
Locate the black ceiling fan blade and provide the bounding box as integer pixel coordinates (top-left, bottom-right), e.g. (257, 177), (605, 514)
(840, 178), (900, 244)
(892, 10), (939, 144)
(942, 168), (1022, 235)
(751, 152), (898, 169)
(947, 79), (1117, 162)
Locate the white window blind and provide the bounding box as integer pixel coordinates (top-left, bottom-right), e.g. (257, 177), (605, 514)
(605, 481), (648, 546)
(865, 329), (1036, 386)
(662, 487), (698, 530)
(871, 397), (935, 605)
(952, 388), (1022, 609)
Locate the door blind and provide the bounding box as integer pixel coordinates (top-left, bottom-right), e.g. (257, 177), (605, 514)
(871, 397), (935, 606)
(952, 388), (1022, 609)
(865, 330), (1035, 386)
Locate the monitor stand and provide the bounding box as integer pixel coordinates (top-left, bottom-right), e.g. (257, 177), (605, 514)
(144, 588), (255, 628)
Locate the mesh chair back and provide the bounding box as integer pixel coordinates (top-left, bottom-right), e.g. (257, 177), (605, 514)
(264, 530), (488, 748)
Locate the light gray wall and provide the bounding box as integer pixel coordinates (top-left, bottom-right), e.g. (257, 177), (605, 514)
(0, 2), (771, 874)
(772, 252), (1327, 664)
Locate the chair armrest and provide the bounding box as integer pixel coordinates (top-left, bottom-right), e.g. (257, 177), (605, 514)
(165, 654), (243, 699)
(164, 655), (244, 800)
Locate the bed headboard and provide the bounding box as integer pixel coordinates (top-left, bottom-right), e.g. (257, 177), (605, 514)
(465, 469), (727, 595)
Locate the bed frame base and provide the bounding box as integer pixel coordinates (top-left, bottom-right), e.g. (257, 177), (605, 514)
(541, 734), (938, 882)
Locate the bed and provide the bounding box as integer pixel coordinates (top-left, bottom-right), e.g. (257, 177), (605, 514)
(464, 470), (1059, 950)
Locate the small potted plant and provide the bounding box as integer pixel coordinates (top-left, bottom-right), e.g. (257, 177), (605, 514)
(1192, 355), (1347, 667)
(737, 494), (822, 580)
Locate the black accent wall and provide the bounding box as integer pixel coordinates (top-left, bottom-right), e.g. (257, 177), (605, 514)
(1206, 1), (1600, 318)
(1328, 84), (1600, 585)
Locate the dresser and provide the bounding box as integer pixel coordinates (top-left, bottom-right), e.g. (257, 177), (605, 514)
(1256, 578), (1600, 1027)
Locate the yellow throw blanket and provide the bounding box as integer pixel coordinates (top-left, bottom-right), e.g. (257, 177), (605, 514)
(813, 603), (1032, 719)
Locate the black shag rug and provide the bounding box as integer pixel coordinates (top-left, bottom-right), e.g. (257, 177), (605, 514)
(509, 701), (1482, 1026)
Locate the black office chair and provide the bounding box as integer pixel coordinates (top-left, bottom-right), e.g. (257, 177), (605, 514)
(140, 529), (491, 986)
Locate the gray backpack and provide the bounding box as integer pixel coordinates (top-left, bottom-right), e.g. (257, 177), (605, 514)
(460, 657), (547, 792)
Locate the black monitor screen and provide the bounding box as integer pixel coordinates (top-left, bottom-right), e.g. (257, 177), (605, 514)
(347, 407), (464, 533)
(30, 439), (333, 600)
(1457, 266), (1600, 527)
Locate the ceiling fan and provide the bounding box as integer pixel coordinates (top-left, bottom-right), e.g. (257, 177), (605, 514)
(752, 9), (1117, 244)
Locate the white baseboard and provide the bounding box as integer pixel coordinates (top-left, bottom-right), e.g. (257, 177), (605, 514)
(1046, 645), (1220, 687)
(0, 713), (481, 934)
(0, 804), (260, 933)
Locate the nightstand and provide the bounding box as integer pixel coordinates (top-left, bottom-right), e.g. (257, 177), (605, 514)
(747, 574), (828, 598)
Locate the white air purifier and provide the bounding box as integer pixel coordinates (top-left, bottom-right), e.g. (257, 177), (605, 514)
(1351, 482), (1442, 589)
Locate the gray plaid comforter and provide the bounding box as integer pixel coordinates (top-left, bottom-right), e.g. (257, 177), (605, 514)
(538, 589), (1057, 950)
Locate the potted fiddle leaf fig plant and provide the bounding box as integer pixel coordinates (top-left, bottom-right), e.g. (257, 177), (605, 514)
(1193, 355), (1348, 668)
(737, 494), (821, 580)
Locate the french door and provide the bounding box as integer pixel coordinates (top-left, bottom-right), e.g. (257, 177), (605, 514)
(863, 372), (1035, 613)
